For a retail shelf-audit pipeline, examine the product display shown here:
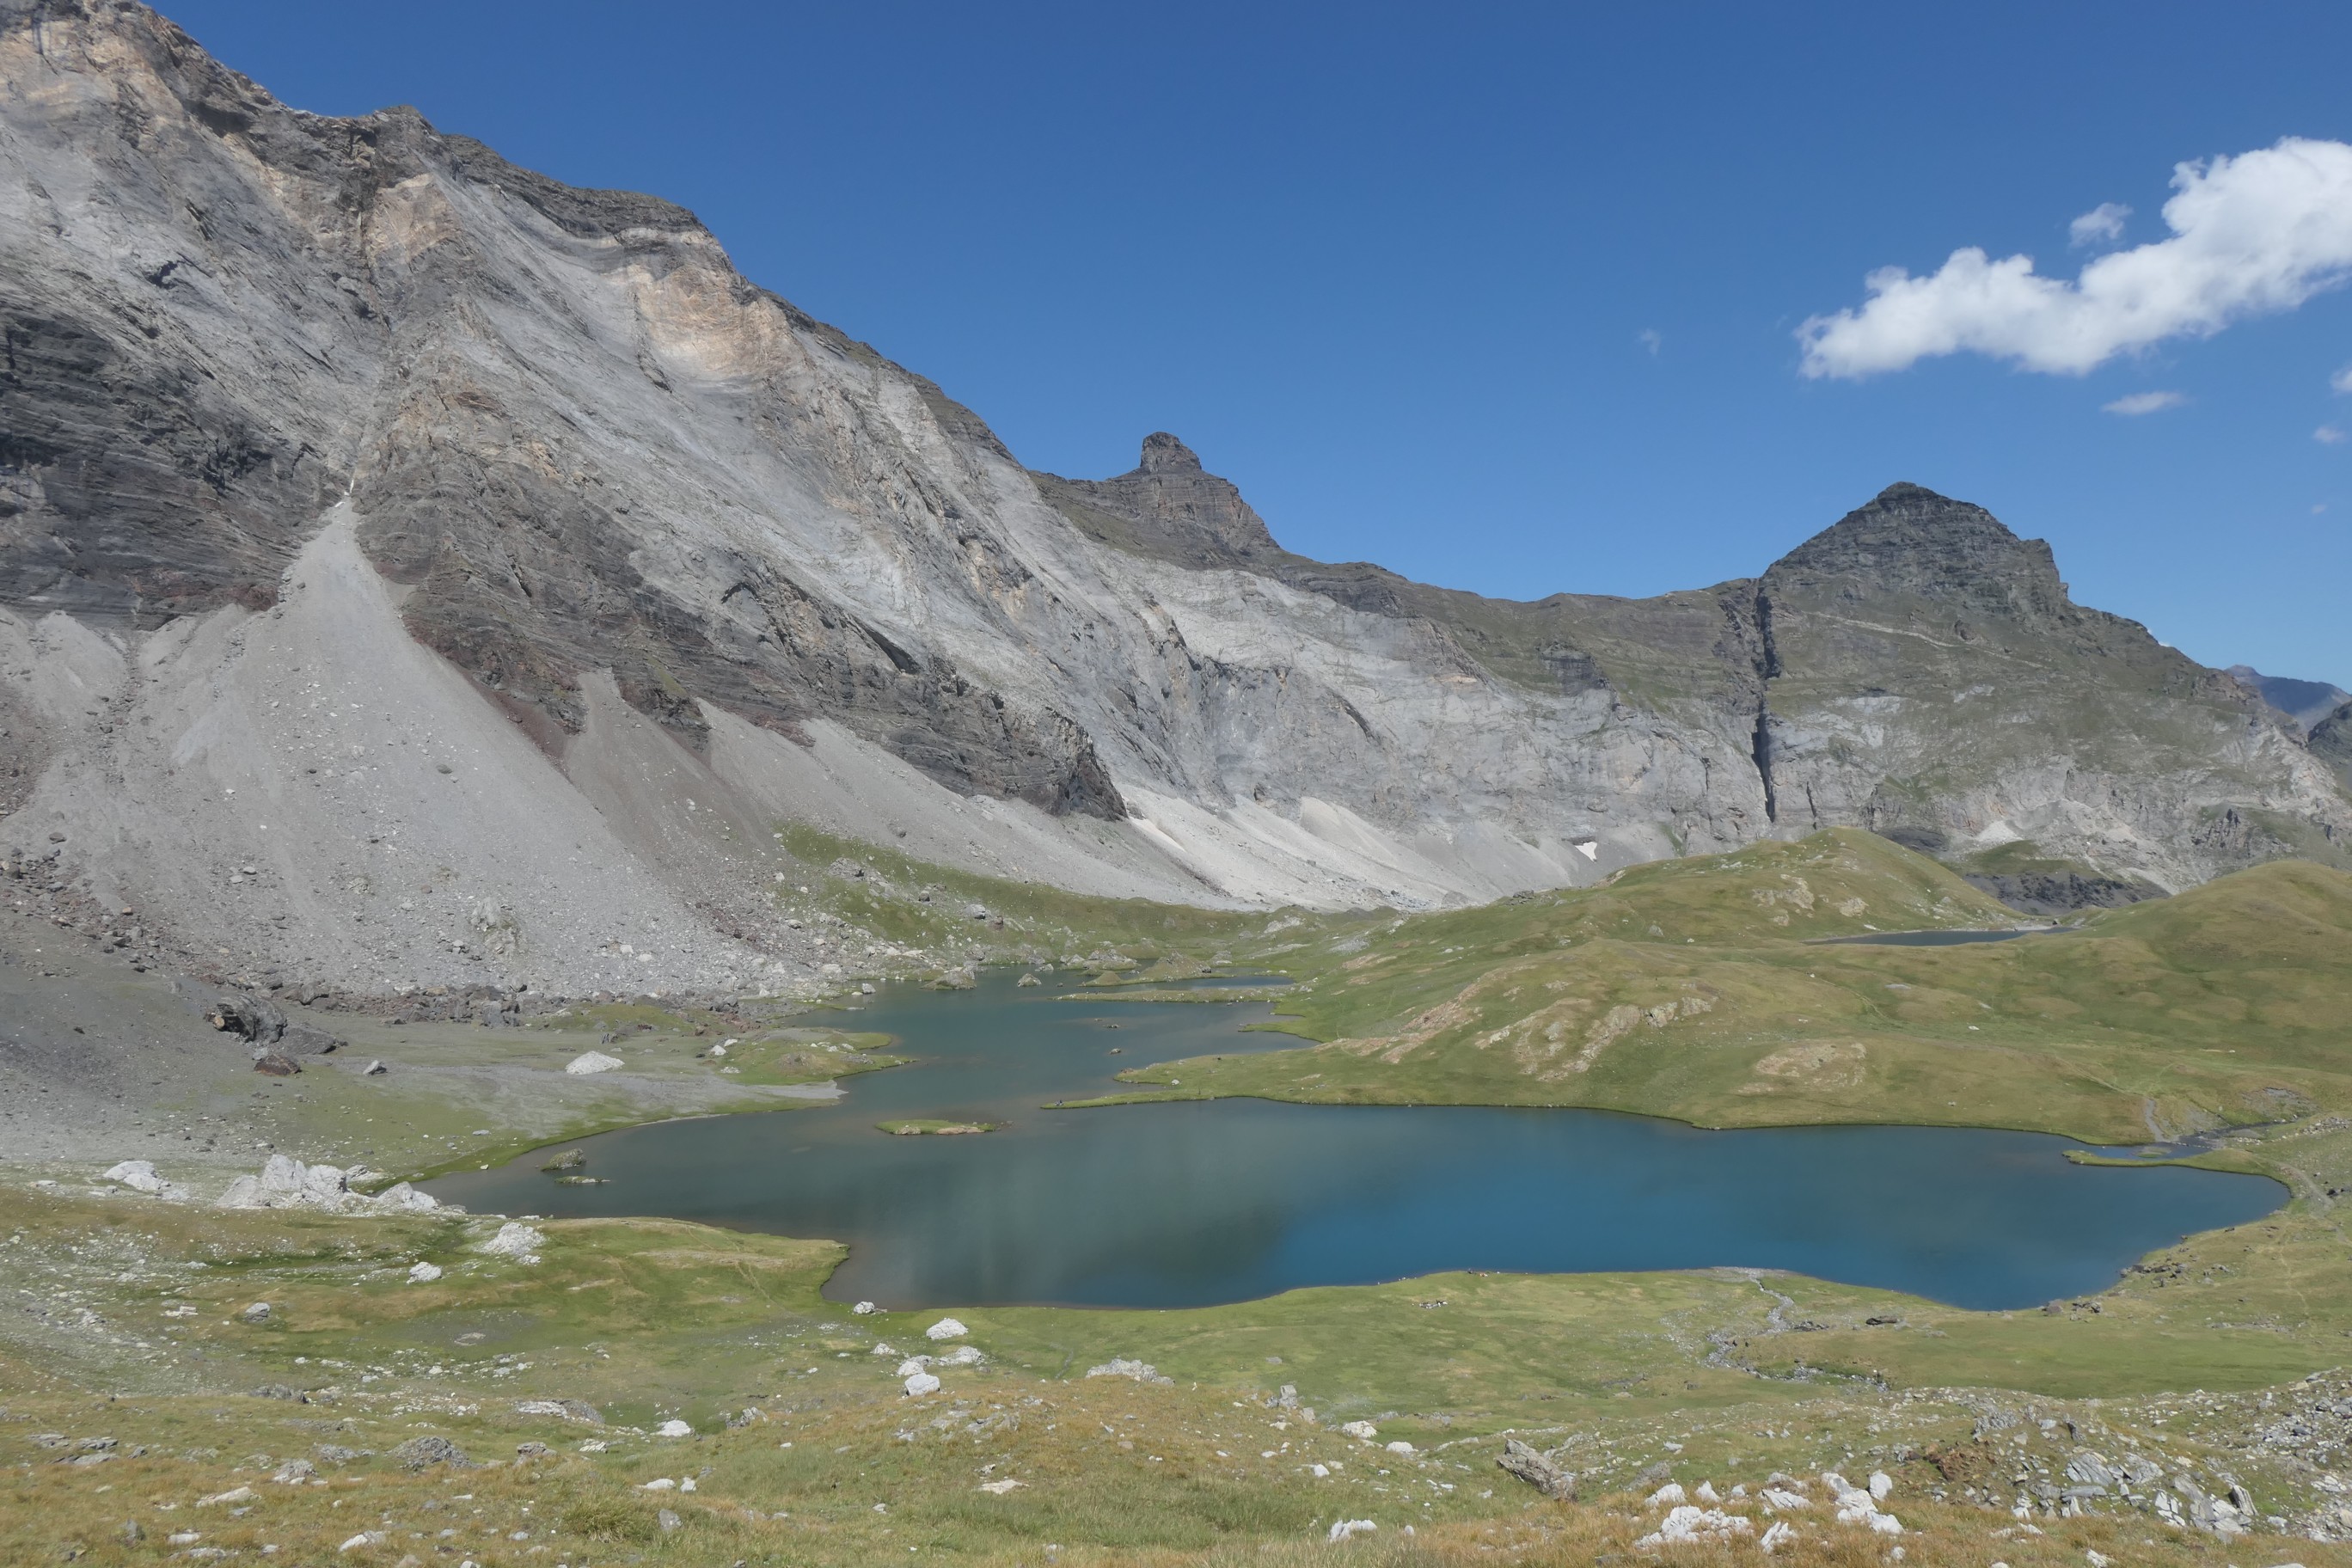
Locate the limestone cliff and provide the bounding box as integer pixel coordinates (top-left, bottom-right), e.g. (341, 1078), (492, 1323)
(0, 1), (2344, 997)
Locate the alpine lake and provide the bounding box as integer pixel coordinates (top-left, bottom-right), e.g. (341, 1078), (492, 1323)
(427, 968), (2282, 1314)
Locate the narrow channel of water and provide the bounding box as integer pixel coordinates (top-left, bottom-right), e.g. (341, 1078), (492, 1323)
(1812, 928), (2069, 946)
(426, 971), (2281, 1313)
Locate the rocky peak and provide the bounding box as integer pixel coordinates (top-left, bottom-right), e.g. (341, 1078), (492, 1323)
(1136, 432), (1204, 475)
(1761, 482), (2070, 623)
(1032, 435), (1280, 570)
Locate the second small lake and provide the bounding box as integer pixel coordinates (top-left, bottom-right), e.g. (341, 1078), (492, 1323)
(427, 971), (2281, 1313)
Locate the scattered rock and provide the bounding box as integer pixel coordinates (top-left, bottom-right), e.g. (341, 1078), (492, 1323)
(657, 1508), (681, 1532)
(1326, 1519), (1376, 1543)
(407, 1261), (443, 1283)
(513, 1400), (603, 1424)
(362, 1059), (388, 1075)
(1638, 1505), (1754, 1548)
(196, 1485), (256, 1507)
(539, 1149), (585, 1172)
(478, 1221), (545, 1263)
(278, 1024), (346, 1056)
(1338, 1421), (1379, 1441)
(100, 1160), (168, 1194)
(515, 1442), (549, 1459)
(186, 983), (286, 1044)
(389, 1436), (474, 1471)
(271, 1459), (315, 1484)
(238, 1302), (273, 1324)
(1497, 1438), (1576, 1500)
(217, 1154), (420, 1215)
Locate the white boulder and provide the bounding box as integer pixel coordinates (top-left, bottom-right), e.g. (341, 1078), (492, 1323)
(215, 1175), (265, 1209)
(903, 1372), (941, 1396)
(1084, 1358), (1173, 1385)
(896, 1357), (932, 1377)
(373, 1181), (445, 1213)
(935, 1345), (984, 1367)
(655, 1419), (693, 1437)
(407, 1262), (443, 1283)
(101, 1160), (167, 1194)
(924, 1317), (968, 1341)
(851, 1301), (879, 1314)
(1646, 1483), (1688, 1507)
(565, 1050), (623, 1075)
(1326, 1519), (1376, 1544)
(1637, 1505), (1753, 1547)
(479, 1222), (545, 1263)
(1338, 1420), (1379, 1441)
(1869, 1470), (1893, 1500)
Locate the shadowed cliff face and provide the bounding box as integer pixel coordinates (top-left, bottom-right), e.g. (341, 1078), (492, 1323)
(2313, 703), (2352, 790)
(0, 0), (2345, 977)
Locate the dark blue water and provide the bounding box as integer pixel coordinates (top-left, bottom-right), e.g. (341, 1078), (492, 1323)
(427, 971), (2280, 1312)
(1814, 928), (2064, 946)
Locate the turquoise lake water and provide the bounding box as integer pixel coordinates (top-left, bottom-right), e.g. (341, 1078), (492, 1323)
(426, 971), (2281, 1312)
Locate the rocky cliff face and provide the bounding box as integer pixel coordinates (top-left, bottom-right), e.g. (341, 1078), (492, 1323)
(0, 1), (2344, 997)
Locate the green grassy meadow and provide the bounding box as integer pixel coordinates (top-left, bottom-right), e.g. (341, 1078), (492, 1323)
(8, 828), (2352, 1563)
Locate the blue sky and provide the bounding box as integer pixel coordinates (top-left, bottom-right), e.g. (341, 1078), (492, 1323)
(166, 1), (2352, 685)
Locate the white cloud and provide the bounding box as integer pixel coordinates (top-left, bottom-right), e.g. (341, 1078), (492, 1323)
(1798, 138), (2352, 378)
(2069, 201), (2131, 247)
(2332, 363), (2352, 393)
(2318, 425), (2349, 444)
(2102, 389), (2186, 415)
(1638, 328), (1663, 356)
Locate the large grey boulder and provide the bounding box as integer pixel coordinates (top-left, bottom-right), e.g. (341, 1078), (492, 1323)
(1497, 1438), (1577, 1500)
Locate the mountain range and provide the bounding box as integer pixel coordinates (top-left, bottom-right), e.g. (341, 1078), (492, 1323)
(1, 0), (2346, 998)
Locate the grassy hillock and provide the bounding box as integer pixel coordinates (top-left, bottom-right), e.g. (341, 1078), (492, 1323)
(1109, 834), (2352, 1145)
